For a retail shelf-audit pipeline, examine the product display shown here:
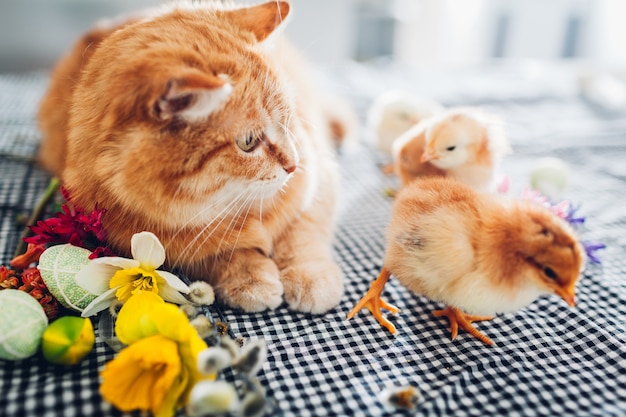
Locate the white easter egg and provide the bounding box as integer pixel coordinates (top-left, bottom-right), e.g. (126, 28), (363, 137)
(0, 289), (48, 360)
(37, 244), (98, 312)
(530, 157), (570, 199)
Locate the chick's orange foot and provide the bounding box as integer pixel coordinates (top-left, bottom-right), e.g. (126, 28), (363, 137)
(347, 267), (400, 333)
(433, 306), (494, 345)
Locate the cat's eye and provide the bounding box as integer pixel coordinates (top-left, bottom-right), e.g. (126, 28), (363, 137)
(446, 146), (456, 151)
(236, 132), (261, 152)
(543, 266), (558, 280)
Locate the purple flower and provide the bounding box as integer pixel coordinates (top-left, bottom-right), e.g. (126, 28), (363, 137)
(564, 204), (586, 227)
(522, 189), (605, 262)
(583, 241), (606, 264)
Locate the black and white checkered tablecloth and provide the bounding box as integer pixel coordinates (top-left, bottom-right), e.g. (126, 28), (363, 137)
(1, 64), (625, 417)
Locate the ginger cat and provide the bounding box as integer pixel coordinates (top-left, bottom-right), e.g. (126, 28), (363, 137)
(37, 1), (348, 314)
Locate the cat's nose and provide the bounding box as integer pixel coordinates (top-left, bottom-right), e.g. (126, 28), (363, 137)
(283, 165), (297, 174)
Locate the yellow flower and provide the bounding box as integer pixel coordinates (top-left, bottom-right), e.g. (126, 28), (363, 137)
(115, 291), (198, 345)
(110, 267), (161, 301)
(76, 231), (190, 317)
(100, 335), (186, 417)
(100, 291), (209, 417)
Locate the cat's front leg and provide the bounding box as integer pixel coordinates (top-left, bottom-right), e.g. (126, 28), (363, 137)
(207, 248), (284, 312)
(274, 213), (344, 315)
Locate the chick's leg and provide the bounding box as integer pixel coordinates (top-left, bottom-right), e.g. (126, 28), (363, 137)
(432, 307), (494, 345)
(347, 267), (400, 333)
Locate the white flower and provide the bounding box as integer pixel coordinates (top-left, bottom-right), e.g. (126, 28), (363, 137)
(233, 339), (267, 376)
(239, 391), (268, 417)
(188, 281), (215, 306)
(186, 380), (239, 417)
(190, 315), (213, 339)
(196, 346), (233, 376)
(76, 231), (190, 317)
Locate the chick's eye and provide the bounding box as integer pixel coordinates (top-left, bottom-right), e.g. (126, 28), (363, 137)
(543, 266), (558, 280)
(446, 146), (456, 151)
(236, 132), (261, 152)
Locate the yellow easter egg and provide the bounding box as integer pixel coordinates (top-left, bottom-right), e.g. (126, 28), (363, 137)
(37, 244), (98, 312)
(42, 316), (94, 365)
(0, 289), (48, 360)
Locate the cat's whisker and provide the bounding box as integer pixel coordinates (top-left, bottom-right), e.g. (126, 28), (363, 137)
(181, 190), (250, 257)
(226, 188), (260, 264)
(293, 163), (307, 176)
(259, 195), (264, 227)
(279, 121), (298, 144)
(171, 188), (249, 269)
(168, 187), (231, 242)
(261, 68), (274, 106)
(275, 0), (286, 23)
(214, 188), (257, 258)
(296, 116), (314, 131)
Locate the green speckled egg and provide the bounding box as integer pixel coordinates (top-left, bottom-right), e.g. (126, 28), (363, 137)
(530, 157), (570, 199)
(0, 289), (48, 360)
(37, 244), (98, 312)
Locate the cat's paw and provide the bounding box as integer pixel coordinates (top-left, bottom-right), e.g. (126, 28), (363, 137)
(281, 260), (343, 314)
(213, 255), (284, 312)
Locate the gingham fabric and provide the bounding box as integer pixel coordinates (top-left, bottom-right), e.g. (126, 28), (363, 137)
(1, 64), (625, 417)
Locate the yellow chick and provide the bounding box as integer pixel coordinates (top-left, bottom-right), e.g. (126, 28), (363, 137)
(348, 177), (585, 345)
(367, 90), (444, 156)
(391, 120), (446, 187)
(417, 108), (511, 191)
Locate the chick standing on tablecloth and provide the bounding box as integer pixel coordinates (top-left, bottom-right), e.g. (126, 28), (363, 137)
(347, 177), (585, 345)
(393, 107), (511, 191)
(366, 90), (444, 164)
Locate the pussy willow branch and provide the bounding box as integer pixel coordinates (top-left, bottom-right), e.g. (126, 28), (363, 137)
(13, 176), (60, 258)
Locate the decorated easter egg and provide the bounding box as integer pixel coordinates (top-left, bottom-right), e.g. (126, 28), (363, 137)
(0, 289), (48, 360)
(42, 316), (94, 365)
(38, 244), (98, 312)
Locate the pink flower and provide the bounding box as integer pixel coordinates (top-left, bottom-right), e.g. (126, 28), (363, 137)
(521, 188), (549, 205)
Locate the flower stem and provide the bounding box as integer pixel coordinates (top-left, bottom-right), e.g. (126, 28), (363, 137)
(13, 177), (61, 258)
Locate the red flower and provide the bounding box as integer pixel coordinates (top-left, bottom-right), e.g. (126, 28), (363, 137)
(0, 266), (19, 289)
(10, 243), (46, 269)
(89, 246), (117, 259)
(24, 202), (107, 249)
(0, 265), (14, 280)
(20, 267), (46, 288)
(17, 267), (61, 320)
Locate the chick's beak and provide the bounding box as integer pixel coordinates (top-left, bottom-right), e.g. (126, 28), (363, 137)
(554, 285), (576, 307)
(421, 152), (437, 163)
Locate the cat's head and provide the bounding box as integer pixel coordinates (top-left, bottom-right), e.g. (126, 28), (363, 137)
(65, 1), (303, 229)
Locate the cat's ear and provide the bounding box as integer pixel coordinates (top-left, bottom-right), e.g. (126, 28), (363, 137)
(153, 70), (232, 122)
(226, 1), (290, 42)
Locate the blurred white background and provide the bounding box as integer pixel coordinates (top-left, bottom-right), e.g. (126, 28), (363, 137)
(1, 0), (626, 72)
